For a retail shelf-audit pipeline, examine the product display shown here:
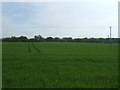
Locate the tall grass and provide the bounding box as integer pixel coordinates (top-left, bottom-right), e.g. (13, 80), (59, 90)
(2, 42), (118, 88)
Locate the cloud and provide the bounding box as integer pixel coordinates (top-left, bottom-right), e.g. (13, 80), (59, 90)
(0, 3), (2, 38)
(1, 0), (119, 3)
(2, 2), (118, 38)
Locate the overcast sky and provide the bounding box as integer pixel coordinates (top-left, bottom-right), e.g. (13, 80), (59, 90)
(2, 1), (118, 38)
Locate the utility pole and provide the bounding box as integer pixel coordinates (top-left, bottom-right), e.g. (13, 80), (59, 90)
(109, 26), (112, 47)
(110, 26), (112, 39)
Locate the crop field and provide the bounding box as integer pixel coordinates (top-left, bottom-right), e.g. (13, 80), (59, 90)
(2, 42), (118, 88)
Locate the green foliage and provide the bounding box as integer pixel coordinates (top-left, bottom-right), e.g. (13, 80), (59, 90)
(2, 42), (118, 88)
(2, 35), (119, 43)
(46, 37), (53, 41)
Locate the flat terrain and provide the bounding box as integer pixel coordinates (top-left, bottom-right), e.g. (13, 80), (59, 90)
(2, 42), (118, 88)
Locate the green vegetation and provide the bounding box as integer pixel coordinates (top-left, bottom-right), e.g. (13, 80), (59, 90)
(1, 35), (119, 43)
(2, 42), (118, 88)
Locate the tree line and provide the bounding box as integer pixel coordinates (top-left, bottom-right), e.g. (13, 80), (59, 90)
(1, 35), (119, 43)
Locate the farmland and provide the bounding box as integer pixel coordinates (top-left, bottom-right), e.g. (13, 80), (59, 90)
(2, 42), (118, 88)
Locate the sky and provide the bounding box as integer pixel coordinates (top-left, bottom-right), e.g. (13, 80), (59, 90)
(2, 1), (118, 38)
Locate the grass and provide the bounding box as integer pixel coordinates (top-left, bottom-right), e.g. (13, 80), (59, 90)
(2, 42), (118, 88)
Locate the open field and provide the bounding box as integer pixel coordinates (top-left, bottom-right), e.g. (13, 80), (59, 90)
(2, 42), (118, 88)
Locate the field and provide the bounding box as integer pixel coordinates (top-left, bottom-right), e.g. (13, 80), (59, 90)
(2, 42), (118, 88)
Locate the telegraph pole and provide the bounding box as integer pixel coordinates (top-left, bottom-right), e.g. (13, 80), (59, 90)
(109, 26), (112, 47)
(110, 27), (112, 39)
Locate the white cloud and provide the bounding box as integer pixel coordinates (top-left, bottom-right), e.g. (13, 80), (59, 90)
(1, 0), (120, 3)
(2, 2), (118, 38)
(0, 2), (2, 38)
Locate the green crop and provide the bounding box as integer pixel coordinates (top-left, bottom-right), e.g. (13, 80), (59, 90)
(2, 42), (118, 88)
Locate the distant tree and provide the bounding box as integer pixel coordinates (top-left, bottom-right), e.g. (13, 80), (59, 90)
(33, 35), (45, 42)
(89, 37), (96, 43)
(34, 35), (42, 40)
(89, 37), (95, 40)
(2, 36), (28, 42)
(84, 37), (88, 40)
(2, 35), (119, 43)
(46, 37), (53, 41)
(99, 38), (104, 40)
(19, 36), (28, 42)
(74, 38), (82, 42)
(2, 37), (11, 42)
(54, 37), (60, 41)
(83, 37), (88, 42)
(62, 37), (73, 42)
(11, 36), (18, 42)
(54, 37), (60, 40)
